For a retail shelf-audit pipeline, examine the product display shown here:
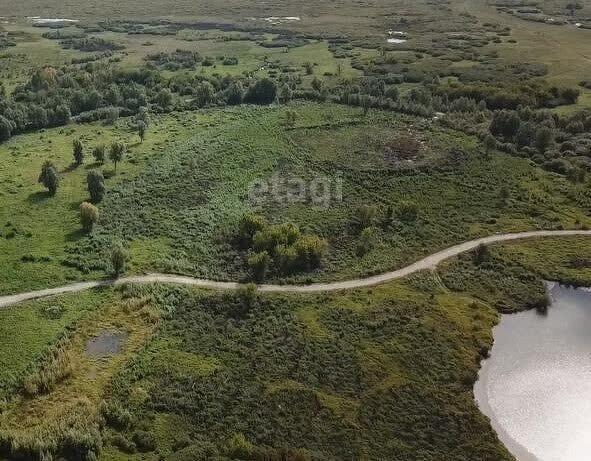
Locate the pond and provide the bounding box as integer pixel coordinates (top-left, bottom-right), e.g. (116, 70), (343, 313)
(474, 283), (591, 461)
(85, 330), (128, 358)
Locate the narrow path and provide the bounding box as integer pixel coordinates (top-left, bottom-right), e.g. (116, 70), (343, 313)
(1, 230), (590, 308)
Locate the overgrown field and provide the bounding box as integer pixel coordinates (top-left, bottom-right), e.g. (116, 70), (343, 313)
(3, 235), (591, 460)
(0, 110), (221, 294)
(3, 102), (591, 291)
(66, 102), (591, 283)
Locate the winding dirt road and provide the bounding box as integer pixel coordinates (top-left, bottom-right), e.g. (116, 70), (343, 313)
(1, 230), (590, 309)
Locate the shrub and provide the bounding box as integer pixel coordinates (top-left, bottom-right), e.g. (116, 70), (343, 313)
(109, 142), (126, 173)
(473, 244), (490, 265)
(132, 431), (156, 452)
(253, 223), (301, 255)
(99, 401), (133, 430)
(238, 213), (267, 246)
(73, 138), (84, 165)
(356, 227), (376, 256)
(80, 202), (99, 232)
(111, 245), (127, 276)
(38, 160), (59, 196)
(396, 200), (419, 222)
(358, 205), (378, 229)
(87, 170), (105, 203)
(247, 251), (271, 281)
(92, 144), (106, 163)
(245, 78), (277, 104)
(293, 234), (328, 270)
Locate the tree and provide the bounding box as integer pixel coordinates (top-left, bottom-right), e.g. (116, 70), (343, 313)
(360, 94), (371, 116)
(293, 234), (328, 270)
(155, 88), (173, 109)
(111, 245), (127, 276)
(87, 170), (105, 203)
(356, 227), (376, 257)
(0, 115), (14, 142)
(137, 121), (147, 143)
(38, 160), (59, 196)
(245, 78), (277, 105)
(136, 106), (149, 127)
(73, 139), (84, 166)
(285, 109), (297, 128)
(278, 84), (292, 104)
(396, 200), (419, 222)
(499, 185), (510, 205)
(194, 82), (216, 107)
(238, 213), (267, 246)
(358, 204), (378, 229)
(304, 62), (314, 75)
(226, 81), (244, 105)
(535, 127), (554, 153)
(483, 134), (497, 157)
(247, 251), (271, 281)
(109, 142), (126, 174)
(80, 202), (99, 232)
(490, 110), (521, 139)
(473, 243), (490, 265)
(92, 145), (106, 164)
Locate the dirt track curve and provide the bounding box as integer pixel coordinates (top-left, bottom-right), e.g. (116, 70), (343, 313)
(1, 230), (590, 309)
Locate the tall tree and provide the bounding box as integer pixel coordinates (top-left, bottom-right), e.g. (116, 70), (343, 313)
(111, 245), (127, 276)
(73, 139), (84, 166)
(109, 142), (126, 174)
(92, 145), (106, 164)
(87, 170), (106, 203)
(38, 160), (59, 196)
(137, 121), (147, 143)
(80, 202), (99, 232)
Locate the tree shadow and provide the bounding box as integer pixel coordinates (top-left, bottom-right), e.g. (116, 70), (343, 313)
(27, 190), (51, 204)
(65, 228), (86, 243)
(61, 163), (80, 174)
(85, 162), (104, 170)
(69, 200), (84, 211)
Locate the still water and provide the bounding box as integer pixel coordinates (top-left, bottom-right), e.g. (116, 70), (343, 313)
(474, 283), (591, 461)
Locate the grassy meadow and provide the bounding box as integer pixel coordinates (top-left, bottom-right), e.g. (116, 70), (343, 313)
(3, 101), (590, 291)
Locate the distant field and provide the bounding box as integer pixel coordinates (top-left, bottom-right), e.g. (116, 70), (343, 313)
(454, 0), (591, 108)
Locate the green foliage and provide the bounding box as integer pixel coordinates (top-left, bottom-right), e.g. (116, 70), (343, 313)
(356, 227), (377, 256)
(358, 204), (378, 230)
(245, 78), (278, 104)
(92, 144), (106, 164)
(87, 170), (105, 203)
(73, 138), (84, 166)
(246, 220), (328, 277)
(396, 200), (419, 222)
(238, 213), (267, 247)
(137, 120), (147, 142)
(111, 245), (127, 276)
(247, 251), (271, 281)
(534, 126), (554, 153)
(80, 202), (99, 232)
(21, 337), (73, 397)
(109, 142), (126, 173)
(38, 160), (59, 196)
(103, 284), (512, 460)
(285, 109), (297, 128)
